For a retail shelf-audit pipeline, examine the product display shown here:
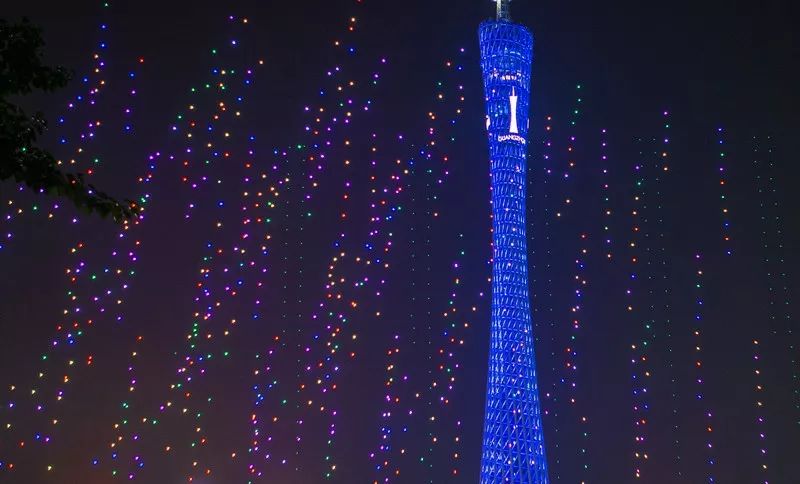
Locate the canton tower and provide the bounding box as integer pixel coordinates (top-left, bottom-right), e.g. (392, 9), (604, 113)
(478, 1), (548, 482)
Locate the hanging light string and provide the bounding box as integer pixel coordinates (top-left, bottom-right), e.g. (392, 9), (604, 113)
(751, 135), (772, 483)
(560, 84), (593, 481)
(758, 136), (797, 423)
(651, 112), (683, 476)
(534, 112), (556, 424)
(627, 130), (655, 480)
(690, 248), (716, 483)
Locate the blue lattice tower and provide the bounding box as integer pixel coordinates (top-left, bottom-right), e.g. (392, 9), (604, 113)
(478, 2), (549, 483)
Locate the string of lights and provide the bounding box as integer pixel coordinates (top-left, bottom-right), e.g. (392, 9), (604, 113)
(756, 136), (797, 424)
(627, 132), (653, 480)
(650, 112), (683, 476)
(690, 250), (716, 482)
(750, 135), (772, 483)
(559, 84), (593, 481)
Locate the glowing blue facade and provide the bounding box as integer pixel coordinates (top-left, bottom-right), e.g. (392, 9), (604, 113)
(479, 16), (549, 484)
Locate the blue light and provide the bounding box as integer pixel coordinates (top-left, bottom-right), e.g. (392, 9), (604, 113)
(478, 17), (549, 484)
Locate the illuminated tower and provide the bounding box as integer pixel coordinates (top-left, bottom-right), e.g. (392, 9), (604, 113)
(479, 1), (549, 482)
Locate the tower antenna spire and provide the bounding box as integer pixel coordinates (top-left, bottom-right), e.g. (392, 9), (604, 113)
(496, 0), (512, 21)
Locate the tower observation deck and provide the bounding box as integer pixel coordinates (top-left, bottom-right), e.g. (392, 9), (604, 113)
(478, 1), (549, 482)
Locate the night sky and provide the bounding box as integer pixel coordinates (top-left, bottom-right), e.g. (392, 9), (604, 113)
(2, 0), (799, 482)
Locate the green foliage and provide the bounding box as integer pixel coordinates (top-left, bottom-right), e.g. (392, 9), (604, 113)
(0, 18), (139, 222)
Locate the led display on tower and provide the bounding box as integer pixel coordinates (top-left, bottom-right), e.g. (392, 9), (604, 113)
(478, 1), (549, 482)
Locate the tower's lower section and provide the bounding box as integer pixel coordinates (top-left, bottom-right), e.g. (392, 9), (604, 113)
(478, 19), (548, 484)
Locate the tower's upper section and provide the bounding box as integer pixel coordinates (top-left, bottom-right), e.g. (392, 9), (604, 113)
(495, 0), (512, 21)
(479, 19), (533, 143)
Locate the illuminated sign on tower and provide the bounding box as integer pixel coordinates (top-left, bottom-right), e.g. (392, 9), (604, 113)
(509, 87), (519, 134)
(478, 1), (549, 482)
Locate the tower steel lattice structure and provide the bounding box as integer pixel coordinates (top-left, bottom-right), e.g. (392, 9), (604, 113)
(478, 2), (549, 483)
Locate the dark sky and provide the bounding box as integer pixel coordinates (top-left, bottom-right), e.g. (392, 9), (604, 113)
(2, 0), (799, 482)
